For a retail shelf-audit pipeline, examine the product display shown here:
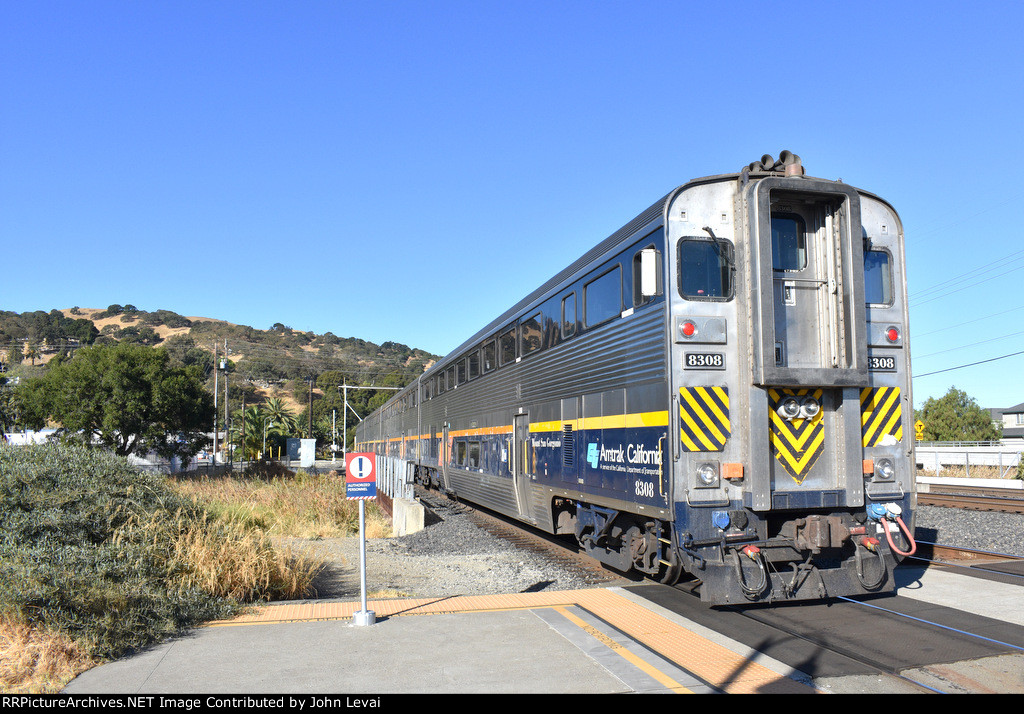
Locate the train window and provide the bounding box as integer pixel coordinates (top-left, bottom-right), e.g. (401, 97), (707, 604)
(521, 312), (543, 356)
(457, 358), (467, 385)
(864, 249), (893, 305)
(468, 349), (480, 380)
(771, 214), (806, 270)
(632, 246), (663, 306)
(500, 326), (517, 365)
(562, 293), (576, 338)
(468, 441), (480, 468)
(446, 366), (455, 389)
(482, 339), (497, 373)
(584, 265), (622, 328)
(456, 441), (467, 465)
(678, 238), (733, 300)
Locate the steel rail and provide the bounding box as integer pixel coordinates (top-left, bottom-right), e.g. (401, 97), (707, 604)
(917, 490), (1024, 513)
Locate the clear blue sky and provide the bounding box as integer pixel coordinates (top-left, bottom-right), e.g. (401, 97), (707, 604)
(3, 1), (1023, 411)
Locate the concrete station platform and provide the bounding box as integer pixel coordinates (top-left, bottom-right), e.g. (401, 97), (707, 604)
(62, 562), (1024, 695)
(63, 587), (813, 695)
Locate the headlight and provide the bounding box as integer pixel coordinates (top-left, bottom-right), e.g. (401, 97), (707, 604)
(874, 458), (895, 481)
(800, 397), (820, 419)
(696, 462), (720, 488)
(777, 397), (800, 419)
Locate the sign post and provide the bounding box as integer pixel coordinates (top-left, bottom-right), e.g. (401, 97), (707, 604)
(345, 452), (377, 626)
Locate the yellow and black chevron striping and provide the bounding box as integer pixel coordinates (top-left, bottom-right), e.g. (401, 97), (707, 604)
(679, 386), (730, 452)
(861, 387), (903, 446)
(768, 388), (825, 482)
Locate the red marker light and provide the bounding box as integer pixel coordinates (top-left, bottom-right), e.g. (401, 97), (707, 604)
(886, 327), (900, 343)
(681, 321), (696, 337)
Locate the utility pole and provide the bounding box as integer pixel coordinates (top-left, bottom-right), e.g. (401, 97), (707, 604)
(223, 340), (230, 468)
(241, 391), (246, 471)
(213, 342), (218, 465)
(307, 377), (313, 438)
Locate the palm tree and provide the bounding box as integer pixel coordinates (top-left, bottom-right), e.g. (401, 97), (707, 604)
(231, 406), (266, 461)
(262, 397), (299, 436)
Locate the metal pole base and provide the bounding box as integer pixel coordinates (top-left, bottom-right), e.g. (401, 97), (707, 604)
(352, 609), (376, 627)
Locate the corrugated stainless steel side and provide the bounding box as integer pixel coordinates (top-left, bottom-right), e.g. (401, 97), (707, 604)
(423, 304), (669, 522)
(435, 196), (672, 372)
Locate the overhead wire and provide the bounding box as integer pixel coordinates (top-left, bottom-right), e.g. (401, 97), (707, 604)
(913, 328), (1024, 360)
(909, 242), (1024, 379)
(910, 253), (1024, 306)
(913, 304), (1024, 337)
(913, 350), (1024, 378)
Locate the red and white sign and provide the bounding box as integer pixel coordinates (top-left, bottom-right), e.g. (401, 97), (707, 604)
(345, 452), (377, 499)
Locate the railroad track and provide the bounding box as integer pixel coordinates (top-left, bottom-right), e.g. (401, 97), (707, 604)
(917, 484), (1024, 513)
(911, 540), (1024, 573)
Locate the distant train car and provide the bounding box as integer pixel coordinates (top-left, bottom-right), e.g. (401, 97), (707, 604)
(356, 152), (916, 604)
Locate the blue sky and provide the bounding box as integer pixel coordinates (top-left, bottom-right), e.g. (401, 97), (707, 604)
(2, 1), (1023, 411)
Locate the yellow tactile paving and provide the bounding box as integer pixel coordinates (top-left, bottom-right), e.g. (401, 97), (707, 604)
(209, 589), (815, 694)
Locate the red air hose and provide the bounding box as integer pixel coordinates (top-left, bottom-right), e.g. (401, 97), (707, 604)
(882, 514), (917, 557)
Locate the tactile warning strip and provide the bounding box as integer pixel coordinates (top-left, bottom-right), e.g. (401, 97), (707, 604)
(209, 589), (815, 694)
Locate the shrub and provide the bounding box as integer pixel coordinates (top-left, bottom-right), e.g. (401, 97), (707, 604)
(0, 443), (239, 661)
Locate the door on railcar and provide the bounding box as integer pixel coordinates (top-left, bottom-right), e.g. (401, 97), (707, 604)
(441, 424), (451, 492)
(511, 414), (534, 521)
(745, 177), (869, 509)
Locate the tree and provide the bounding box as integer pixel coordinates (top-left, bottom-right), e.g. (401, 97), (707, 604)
(19, 341), (214, 463)
(0, 377), (18, 435)
(7, 343), (23, 366)
(915, 387), (1001, 442)
(229, 405), (265, 461)
(262, 397), (299, 436)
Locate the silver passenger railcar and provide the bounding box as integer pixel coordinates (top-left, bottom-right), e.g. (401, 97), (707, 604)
(356, 152), (916, 604)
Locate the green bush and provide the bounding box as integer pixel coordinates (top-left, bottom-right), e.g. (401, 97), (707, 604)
(0, 443), (238, 659)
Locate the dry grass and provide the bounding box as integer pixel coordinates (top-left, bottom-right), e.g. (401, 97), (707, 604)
(917, 465), (1019, 480)
(165, 518), (324, 602)
(169, 470), (394, 540)
(0, 617), (95, 694)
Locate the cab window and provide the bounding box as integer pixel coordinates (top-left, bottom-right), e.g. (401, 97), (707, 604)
(678, 238), (732, 300)
(865, 249), (893, 305)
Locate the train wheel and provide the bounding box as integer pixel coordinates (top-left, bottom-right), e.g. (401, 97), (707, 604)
(658, 545), (683, 585)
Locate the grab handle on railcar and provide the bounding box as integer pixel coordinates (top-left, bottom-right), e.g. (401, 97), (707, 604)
(658, 433), (667, 501)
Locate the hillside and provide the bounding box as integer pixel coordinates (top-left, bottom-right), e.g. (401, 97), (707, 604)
(0, 305), (439, 434)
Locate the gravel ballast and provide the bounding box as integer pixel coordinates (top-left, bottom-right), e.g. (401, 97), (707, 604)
(280, 499), (613, 601)
(914, 505), (1024, 557)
